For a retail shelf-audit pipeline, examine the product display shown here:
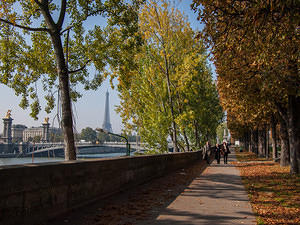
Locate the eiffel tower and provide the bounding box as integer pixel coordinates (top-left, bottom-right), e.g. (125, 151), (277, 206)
(102, 90), (113, 132)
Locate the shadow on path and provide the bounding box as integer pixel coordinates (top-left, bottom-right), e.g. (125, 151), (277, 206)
(138, 150), (256, 225)
(44, 151), (256, 225)
(139, 208), (253, 225)
(44, 159), (210, 225)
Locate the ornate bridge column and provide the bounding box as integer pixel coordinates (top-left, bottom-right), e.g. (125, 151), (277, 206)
(2, 110), (13, 144)
(42, 117), (50, 143)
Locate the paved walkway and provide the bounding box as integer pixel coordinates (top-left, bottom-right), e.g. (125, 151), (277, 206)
(46, 150), (257, 225)
(139, 150), (257, 225)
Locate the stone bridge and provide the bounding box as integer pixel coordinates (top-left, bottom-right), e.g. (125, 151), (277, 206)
(24, 142), (144, 157)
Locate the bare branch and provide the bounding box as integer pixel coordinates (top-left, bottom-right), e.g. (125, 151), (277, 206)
(68, 60), (92, 74)
(60, 26), (72, 35)
(0, 18), (49, 32)
(66, 29), (70, 68)
(275, 102), (288, 125)
(57, 0), (67, 29)
(39, 2), (57, 30)
(148, 49), (166, 75)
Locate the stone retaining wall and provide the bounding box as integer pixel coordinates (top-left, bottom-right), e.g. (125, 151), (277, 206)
(0, 151), (202, 225)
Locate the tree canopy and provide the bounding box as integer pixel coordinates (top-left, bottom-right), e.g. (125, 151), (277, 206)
(0, 0), (143, 159)
(192, 0), (300, 173)
(116, 0), (223, 153)
(80, 127), (97, 143)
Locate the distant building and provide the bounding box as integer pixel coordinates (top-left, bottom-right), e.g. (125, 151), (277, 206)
(1, 112), (62, 143)
(12, 124), (27, 142)
(23, 127), (62, 142)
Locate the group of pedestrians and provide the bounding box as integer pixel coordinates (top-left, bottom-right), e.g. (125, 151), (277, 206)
(214, 142), (231, 164)
(203, 141), (231, 165)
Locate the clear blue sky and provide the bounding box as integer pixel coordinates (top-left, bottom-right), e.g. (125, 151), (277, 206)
(0, 0), (212, 134)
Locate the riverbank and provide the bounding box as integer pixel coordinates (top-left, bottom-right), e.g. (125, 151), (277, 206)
(0, 152), (125, 166)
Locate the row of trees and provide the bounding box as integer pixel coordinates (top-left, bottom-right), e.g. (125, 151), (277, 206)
(192, 0), (299, 173)
(11, 127), (135, 144)
(115, 1), (223, 153)
(79, 127), (140, 143)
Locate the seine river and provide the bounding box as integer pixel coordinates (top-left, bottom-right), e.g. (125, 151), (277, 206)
(0, 153), (125, 166)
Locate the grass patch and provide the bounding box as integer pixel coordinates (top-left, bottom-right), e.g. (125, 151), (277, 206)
(233, 151), (300, 225)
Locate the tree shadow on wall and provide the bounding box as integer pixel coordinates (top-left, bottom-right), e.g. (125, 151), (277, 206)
(45, 159), (210, 225)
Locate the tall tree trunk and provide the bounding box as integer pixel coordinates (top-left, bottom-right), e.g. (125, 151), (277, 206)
(270, 115), (278, 160)
(247, 130), (251, 151)
(182, 130), (190, 152)
(251, 129), (258, 154)
(40, 4), (76, 160)
(287, 95), (300, 174)
(249, 130), (253, 152)
(171, 123), (178, 152)
(194, 120), (200, 149)
(249, 130), (254, 152)
(164, 61), (178, 152)
(258, 127), (266, 157)
(177, 141), (185, 152)
(59, 72), (76, 160)
(244, 131), (249, 151)
(248, 131), (251, 151)
(279, 117), (290, 167)
(50, 33), (76, 160)
(265, 127), (269, 159)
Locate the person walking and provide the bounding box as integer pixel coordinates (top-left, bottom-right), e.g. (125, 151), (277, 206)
(222, 142), (230, 164)
(214, 143), (221, 164)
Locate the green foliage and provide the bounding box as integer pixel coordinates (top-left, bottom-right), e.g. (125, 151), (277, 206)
(0, 0), (144, 119)
(0, 0), (144, 159)
(32, 135), (41, 143)
(80, 127), (97, 143)
(116, 0), (223, 152)
(50, 132), (63, 142)
(216, 122), (226, 143)
(27, 136), (33, 142)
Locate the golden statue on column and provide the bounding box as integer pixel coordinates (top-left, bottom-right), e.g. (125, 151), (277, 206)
(5, 110), (12, 119)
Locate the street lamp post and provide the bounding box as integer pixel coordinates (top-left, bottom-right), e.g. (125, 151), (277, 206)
(96, 128), (131, 156)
